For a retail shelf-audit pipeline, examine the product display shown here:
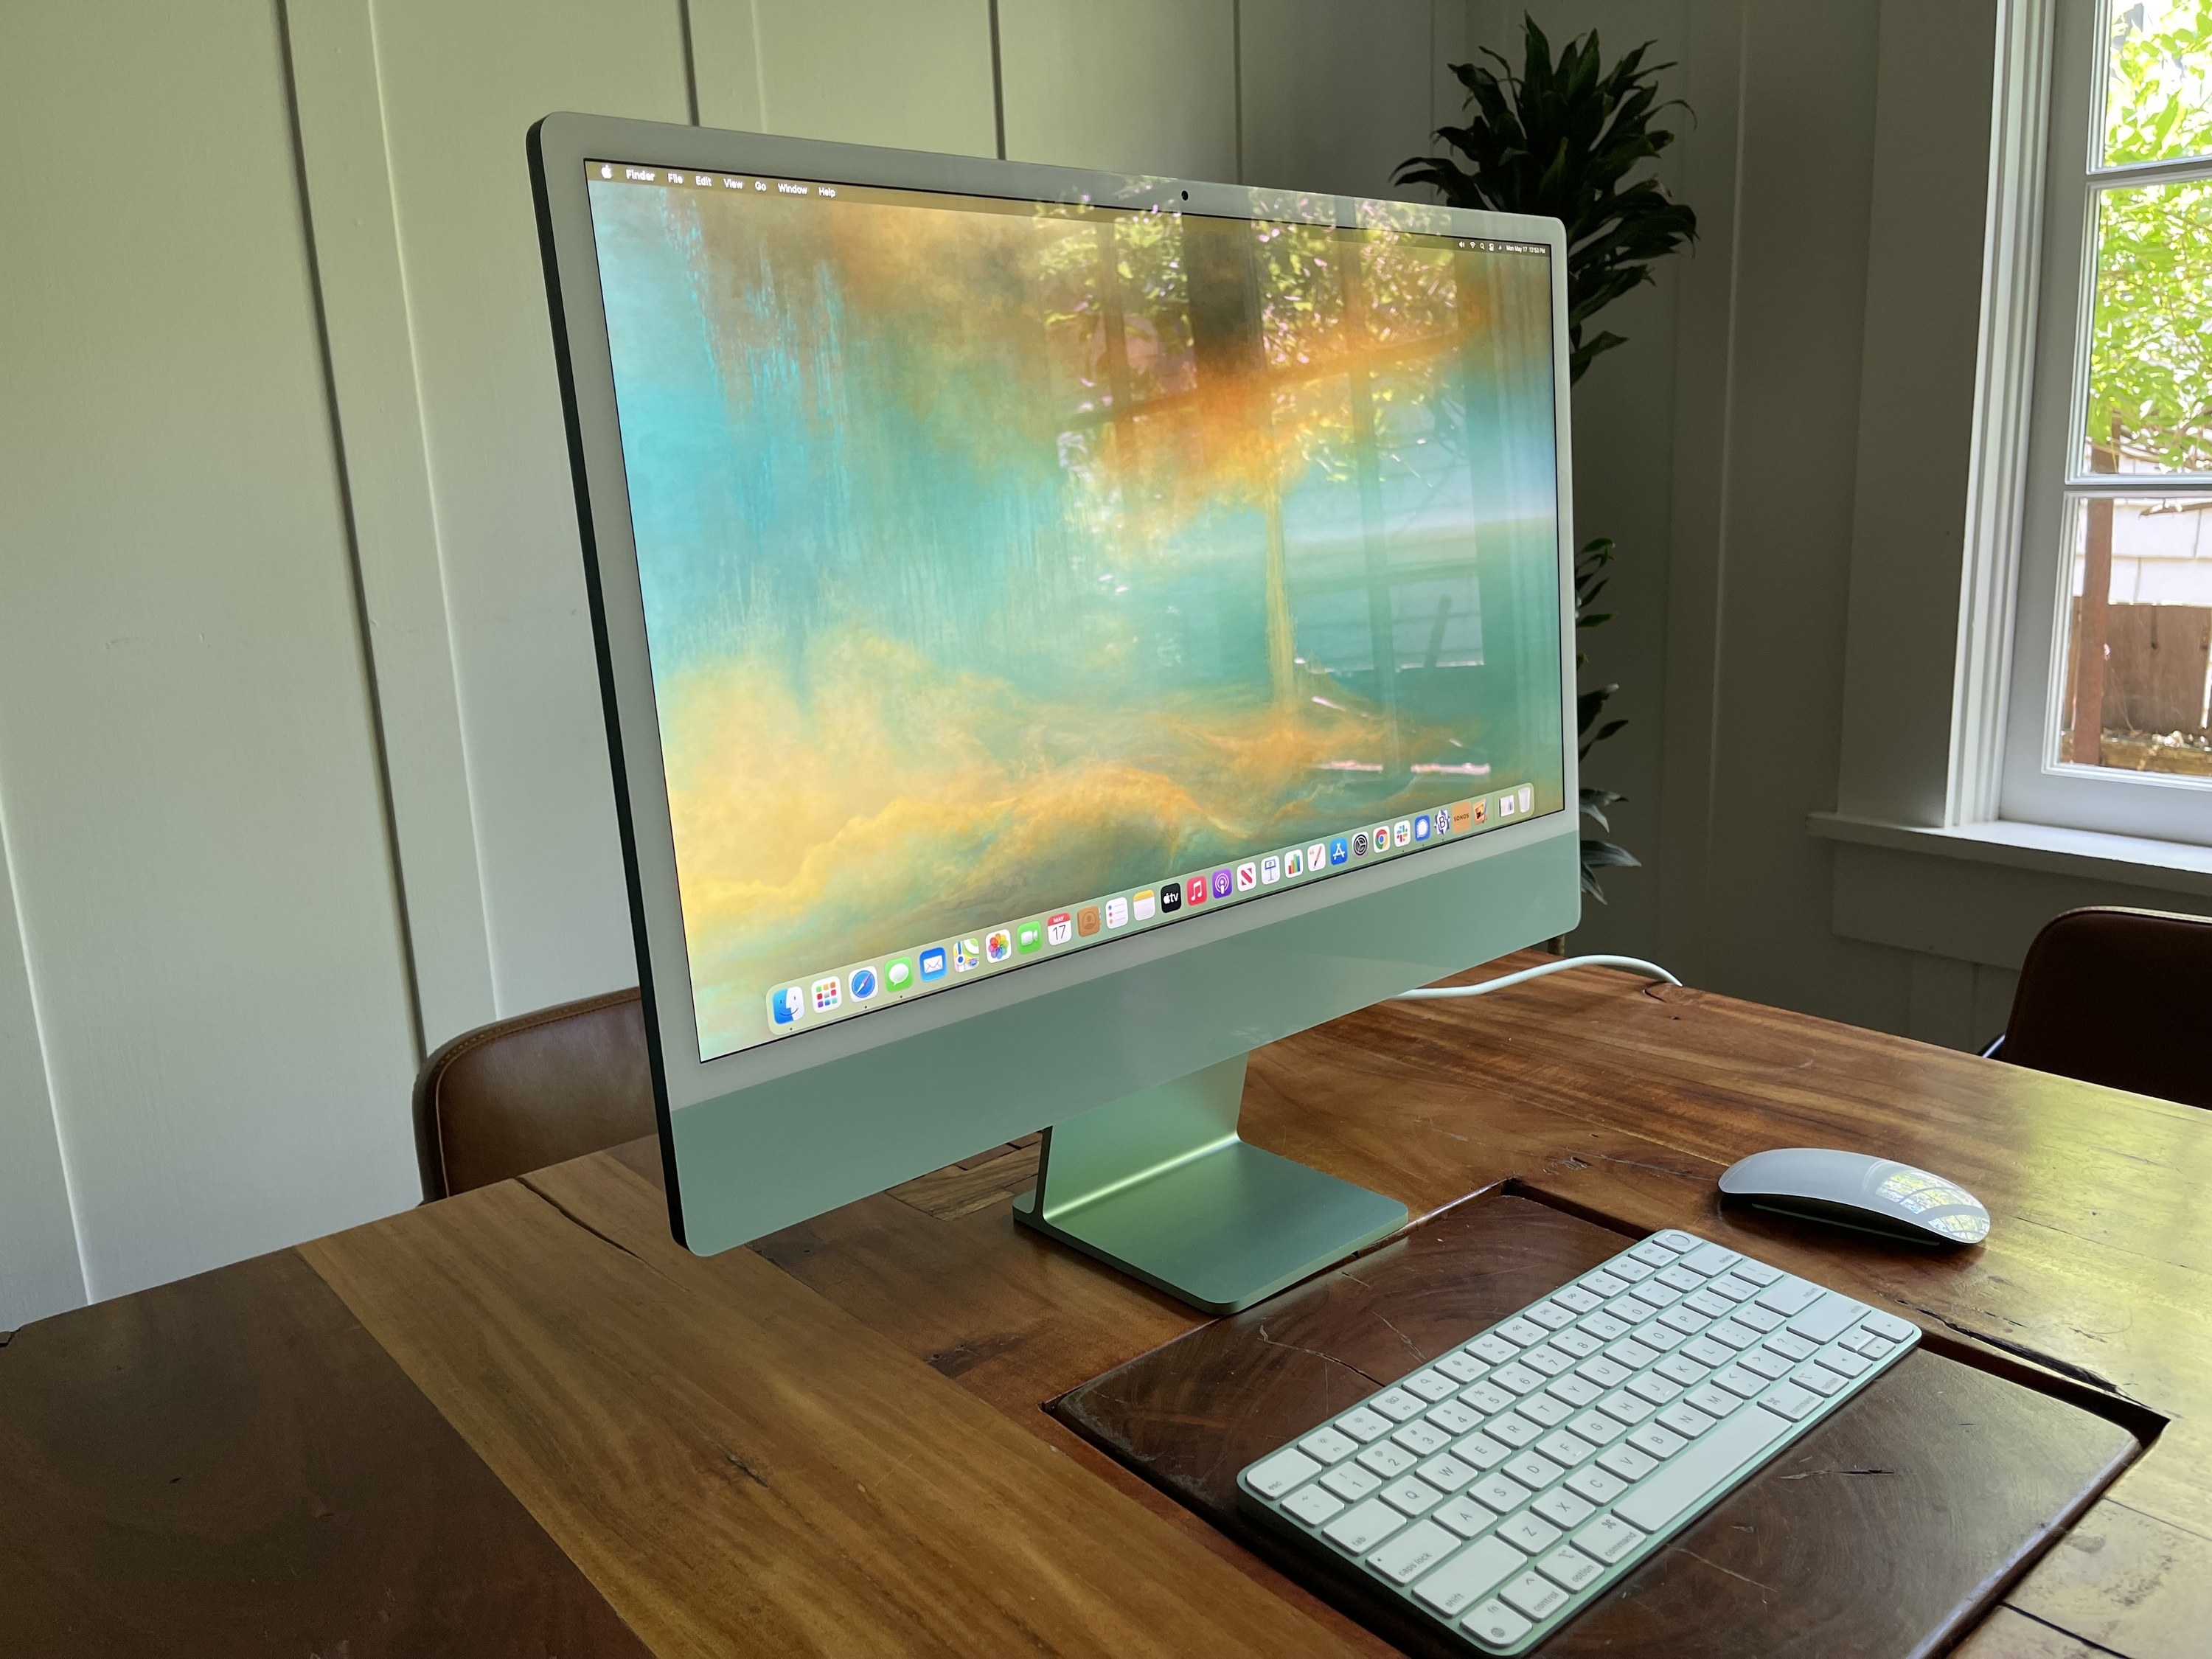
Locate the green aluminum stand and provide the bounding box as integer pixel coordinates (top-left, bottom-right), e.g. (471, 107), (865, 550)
(1011, 1054), (1409, 1314)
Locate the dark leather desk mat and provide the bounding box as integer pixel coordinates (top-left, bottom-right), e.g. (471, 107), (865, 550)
(1052, 1192), (2143, 1658)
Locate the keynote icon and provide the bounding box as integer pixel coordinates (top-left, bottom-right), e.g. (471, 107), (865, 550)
(1104, 895), (1128, 929)
(1047, 911), (1074, 945)
(1133, 888), (1157, 920)
(1259, 855), (1280, 885)
(984, 928), (1012, 963)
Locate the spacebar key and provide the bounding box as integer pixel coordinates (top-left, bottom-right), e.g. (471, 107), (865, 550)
(1613, 1405), (1791, 1535)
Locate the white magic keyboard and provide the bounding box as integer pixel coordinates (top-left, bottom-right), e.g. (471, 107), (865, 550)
(1236, 1229), (1919, 1653)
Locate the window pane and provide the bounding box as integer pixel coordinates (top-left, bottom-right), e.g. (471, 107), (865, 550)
(2102, 1), (2212, 167)
(2081, 178), (2212, 474)
(2054, 495), (2212, 776)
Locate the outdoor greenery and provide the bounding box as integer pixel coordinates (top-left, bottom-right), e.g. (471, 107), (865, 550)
(2087, 3), (2212, 473)
(1397, 18), (1697, 900)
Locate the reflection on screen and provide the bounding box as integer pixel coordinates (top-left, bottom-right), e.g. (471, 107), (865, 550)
(587, 164), (1565, 1061)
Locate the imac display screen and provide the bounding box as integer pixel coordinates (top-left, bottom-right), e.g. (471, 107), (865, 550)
(585, 162), (1565, 1062)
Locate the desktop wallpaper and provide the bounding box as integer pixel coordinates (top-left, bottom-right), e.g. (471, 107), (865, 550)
(587, 171), (1564, 1060)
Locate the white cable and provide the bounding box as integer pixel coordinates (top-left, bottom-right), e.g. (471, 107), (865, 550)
(1392, 953), (1682, 1001)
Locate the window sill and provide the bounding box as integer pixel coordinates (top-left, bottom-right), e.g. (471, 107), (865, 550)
(1807, 812), (2212, 897)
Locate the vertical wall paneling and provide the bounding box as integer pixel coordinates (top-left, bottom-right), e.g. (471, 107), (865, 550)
(998, 0), (1239, 180)
(1239, 0), (1439, 199)
(0, 818), (85, 1329)
(285, 0), (499, 1050)
(0, 1), (422, 1304)
(691, 0), (998, 154)
(343, 0), (691, 1026)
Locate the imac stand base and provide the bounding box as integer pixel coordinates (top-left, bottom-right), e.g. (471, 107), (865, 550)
(1011, 1054), (1408, 1314)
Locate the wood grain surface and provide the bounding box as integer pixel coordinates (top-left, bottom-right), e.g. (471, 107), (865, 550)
(0, 1248), (647, 1658)
(1054, 1192), (2140, 1658)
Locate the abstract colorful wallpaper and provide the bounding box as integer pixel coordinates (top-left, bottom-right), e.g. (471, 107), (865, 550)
(588, 173), (1564, 1060)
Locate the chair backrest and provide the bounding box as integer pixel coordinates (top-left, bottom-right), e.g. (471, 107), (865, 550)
(413, 987), (658, 1200)
(1998, 905), (2212, 1110)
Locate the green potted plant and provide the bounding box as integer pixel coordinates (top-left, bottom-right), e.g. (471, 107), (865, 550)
(1398, 18), (1697, 900)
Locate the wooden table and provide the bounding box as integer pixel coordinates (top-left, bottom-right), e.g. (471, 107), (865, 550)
(4, 953), (2208, 1658)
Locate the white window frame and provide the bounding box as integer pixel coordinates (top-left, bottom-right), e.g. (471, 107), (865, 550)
(1990, 0), (2212, 843)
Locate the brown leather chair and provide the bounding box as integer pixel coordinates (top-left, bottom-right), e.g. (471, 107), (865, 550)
(413, 987), (657, 1200)
(1984, 905), (2212, 1110)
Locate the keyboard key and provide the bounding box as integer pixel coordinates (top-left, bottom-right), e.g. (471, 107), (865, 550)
(1470, 1472), (1531, 1513)
(1486, 1412), (1541, 1448)
(1687, 1384), (1740, 1418)
(1597, 1391), (1654, 1425)
(1553, 1285), (1604, 1315)
(1764, 1331), (1818, 1363)
(1681, 1242), (1742, 1276)
(1533, 1486), (1596, 1530)
(1629, 1239), (1678, 1267)
(1248, 1447), (1321, 1497)
(1579, 1312), (1630, 1343)
(1470, 1335), (1520, 1366)
(1463, 1598), (1534, 1651)
(1391, 1419), (1451, 1457)
(1417, 1453), (1479, 1492)
(1357, 1441), (1416, 1478)
(1574, 1512), (1645, 1563)
(1370, 1517), (1457, 1584)
(1607, 1338), (1661, 1369)
(1519, 1392), (1574, 1428)
(1627, 1374), (1681, 1406)
(1826, 1349), (1872, 1377)
(1736, 1304), (1784, 1332)
(1501, 1568), (1569, 1621)
(1565, 1408), (1625, 1445)
(1498, 1510), (1562, 1554)
(1537, 1542), (1604, 1590)
(1492, 1363), (1545, 1395)
(1656, 1265), (1704, 1293)
(1337, 1407), (1391, 1442)
(1708, 1273), (1759, 1302)
(1707, 1320), (1759, 1349)
(1403, 1368), (1458, 1402)
(1324, 1497), (1408, 1554)
(1579, 1270), (1630, 1298)
(1535, 1430), (1595, 1468)
(1551, 1327), (1604, 1359)
(1577, 1357), (1631, 1388)
(1548, 1373), (1602, 1408)
(1565, 1464), (1627, 1505)
(1656, 1353), (1709, 1388)
(1663, 1303), (1714, 1335)
(1454, 1432), (1510, 1470)
(1712, 1365), (1764, 1397)
(1371, 1387), (1425, 1421)
(1734, 1259), (1782, 1285)
(1862, 1312), (1916, 1343)
(1739, 1346), (1792, 1380)
(1754, 1277), (1822, 1316)
(1283, 1484), (1344, 1526)
(1789, 1295), (1861, 1345)
(1380, 1475), (1445, 1516)
(1630, 1321), (1688, 1352)
(1613, 1402), (1789, 1534)
(1596, 1444), (1657, 1482)
(1682, 1337), (1735, 1368)
(1412, 1535), (1526, 1616)
(1434, 1495), (1494, 1537)
(1761, 1382), (1819, 1422)
(1656, 1402), (1714, 1438)
(1322, 1464), (1382, 1501)
(1298, 1427), (1357, 1464)
(1627, 1423), (1686, 1460)
(1520, 1345), (1574, 1377)
(1504, 1450), (1563, 1490)
(1680, 1290), (1731, 1321)
(1526, 1300), (1575, 1330)
(1461, 1380), (1516, 1414)
(1794, 1363), (1847, 1397)
(1427, 1399), (1482, 1436)
(1610, 1259), (1654, 1284)
(1498, 1318), (1548, 1347)
(1436, 1349), (1489, 1384)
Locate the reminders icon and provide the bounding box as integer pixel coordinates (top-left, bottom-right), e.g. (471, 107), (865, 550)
(1104, 896), (1128, 929)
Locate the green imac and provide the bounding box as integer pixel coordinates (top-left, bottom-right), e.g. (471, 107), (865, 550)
(529, 114), (1579, 1314)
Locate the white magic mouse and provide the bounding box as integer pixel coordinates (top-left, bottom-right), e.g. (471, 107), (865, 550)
(1718, 1147), (1991, 1245)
